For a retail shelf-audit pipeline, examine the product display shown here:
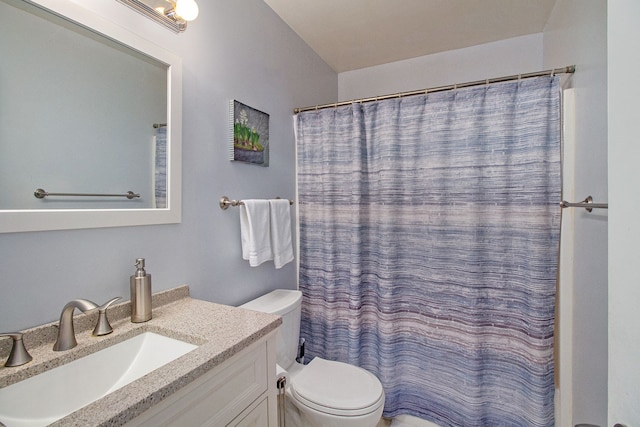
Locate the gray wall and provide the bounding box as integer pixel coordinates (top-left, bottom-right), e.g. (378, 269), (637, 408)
(338, 33), (544, 101)
(608, 1), (640, 424)
(0, 0), (337, 331)
(543, 1), (608, 426)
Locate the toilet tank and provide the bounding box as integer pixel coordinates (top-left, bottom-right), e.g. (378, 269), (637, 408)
(240, 289), (302, 369)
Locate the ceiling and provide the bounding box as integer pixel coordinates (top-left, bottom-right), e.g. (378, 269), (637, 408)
(264, 0), (558, 73)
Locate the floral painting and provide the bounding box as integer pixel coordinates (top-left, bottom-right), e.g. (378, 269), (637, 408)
(229, 100), (269, 166)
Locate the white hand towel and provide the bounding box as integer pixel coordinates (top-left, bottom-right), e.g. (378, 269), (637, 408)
(240, 200), (273, 267)
(269, 199), (294, 269)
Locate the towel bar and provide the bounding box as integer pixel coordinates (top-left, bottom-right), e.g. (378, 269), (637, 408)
(34, 188), (140, 200)
(219, 196), (294, 210)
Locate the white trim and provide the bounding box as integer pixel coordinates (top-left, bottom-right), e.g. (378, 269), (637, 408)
(557, 88), (576, 427)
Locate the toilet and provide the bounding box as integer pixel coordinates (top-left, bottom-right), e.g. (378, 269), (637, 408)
(241, 289), (385, 427)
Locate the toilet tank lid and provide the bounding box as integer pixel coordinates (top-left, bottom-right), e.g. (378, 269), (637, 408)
(240, 289), (302, 315)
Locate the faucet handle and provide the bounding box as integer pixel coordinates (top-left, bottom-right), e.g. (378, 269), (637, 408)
(0, 332), (33, 367)
(92, 297), (122, 336)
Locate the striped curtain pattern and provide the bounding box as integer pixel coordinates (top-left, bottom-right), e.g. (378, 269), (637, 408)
(295, 76), (561, 427)
(154, 125), (167, 209)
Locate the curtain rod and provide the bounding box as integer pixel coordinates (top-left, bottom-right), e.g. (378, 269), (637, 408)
(293, 65), (575, 114)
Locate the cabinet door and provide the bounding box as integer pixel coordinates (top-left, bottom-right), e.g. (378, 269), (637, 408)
(230, 398), (269, 427)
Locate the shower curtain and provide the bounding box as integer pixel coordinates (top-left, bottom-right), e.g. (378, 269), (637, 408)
(295, 76), (561, 427)
(153, 125), (167, 209)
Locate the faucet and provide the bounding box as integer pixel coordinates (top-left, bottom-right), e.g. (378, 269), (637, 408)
(0, 332), (33, 367)
(53, 299), (98, 351)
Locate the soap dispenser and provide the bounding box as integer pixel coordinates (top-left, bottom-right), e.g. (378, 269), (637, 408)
(130, 258), (152, 323)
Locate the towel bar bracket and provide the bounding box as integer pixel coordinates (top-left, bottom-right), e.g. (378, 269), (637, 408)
(560, 195), (608, 212)
(219, 196), (240, 210)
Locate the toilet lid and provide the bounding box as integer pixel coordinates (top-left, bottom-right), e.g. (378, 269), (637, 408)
(289, 357), (384, 416)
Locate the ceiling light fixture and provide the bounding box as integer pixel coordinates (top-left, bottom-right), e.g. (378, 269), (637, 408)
(116, 0), (199, 33)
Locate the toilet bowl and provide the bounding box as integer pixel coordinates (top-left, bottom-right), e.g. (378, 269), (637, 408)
(287, 357), (385, 427)
(241, 290), (385, 427)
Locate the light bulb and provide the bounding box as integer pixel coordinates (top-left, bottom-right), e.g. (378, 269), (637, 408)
(175, 0), (199, 21)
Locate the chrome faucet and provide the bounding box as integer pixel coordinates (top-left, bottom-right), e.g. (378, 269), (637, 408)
(53, 299), (98, 351)
(0, 332), (33, 367)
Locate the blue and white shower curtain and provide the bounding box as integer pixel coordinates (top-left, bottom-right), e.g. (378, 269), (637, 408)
(295, 77), (561, 427)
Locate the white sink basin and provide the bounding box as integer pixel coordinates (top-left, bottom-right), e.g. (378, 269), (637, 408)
(0, 332), (198, 427)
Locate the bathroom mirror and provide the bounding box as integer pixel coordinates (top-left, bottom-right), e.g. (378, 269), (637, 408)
(0, 0), (182, 233)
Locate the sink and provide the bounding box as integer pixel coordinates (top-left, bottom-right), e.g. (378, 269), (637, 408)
(0, 332), (198, 427)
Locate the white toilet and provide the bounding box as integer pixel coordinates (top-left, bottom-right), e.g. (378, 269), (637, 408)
(241, 289), (385, 427)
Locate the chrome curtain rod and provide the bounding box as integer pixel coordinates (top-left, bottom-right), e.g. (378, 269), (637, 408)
(560, 196), (608, 212)
(34, 188), (140, 200)
(294, 65), (575, 114)
(219, 195), (294, 210)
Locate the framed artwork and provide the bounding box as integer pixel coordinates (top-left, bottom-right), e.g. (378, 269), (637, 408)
(229, 100), (269, 166)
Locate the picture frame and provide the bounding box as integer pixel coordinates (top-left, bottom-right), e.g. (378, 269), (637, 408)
(229, 100), (269, 167)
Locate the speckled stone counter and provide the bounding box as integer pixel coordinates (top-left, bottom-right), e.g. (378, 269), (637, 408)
(0, 285), (281, 426)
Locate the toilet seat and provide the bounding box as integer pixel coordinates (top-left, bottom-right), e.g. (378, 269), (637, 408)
(289, 357), (385, 417)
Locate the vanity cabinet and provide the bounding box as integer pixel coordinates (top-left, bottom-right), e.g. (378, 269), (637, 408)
(125, 331), (277, 427)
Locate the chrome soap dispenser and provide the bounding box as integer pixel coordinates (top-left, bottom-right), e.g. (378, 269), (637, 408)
(130, 258), (152, 322)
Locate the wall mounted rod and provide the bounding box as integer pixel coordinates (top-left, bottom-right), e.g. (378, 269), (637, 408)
(560, 196), (608, 212)
(294, 65), (576, 114)
(219, 195), (294, 210)
(153, 123), (167, 128)
(34, 188), (140, 200)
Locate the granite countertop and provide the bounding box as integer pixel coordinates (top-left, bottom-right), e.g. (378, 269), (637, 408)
(0, 285), (281, 426)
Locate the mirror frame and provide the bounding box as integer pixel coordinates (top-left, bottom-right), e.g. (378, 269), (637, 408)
(0, 0), (182, 233)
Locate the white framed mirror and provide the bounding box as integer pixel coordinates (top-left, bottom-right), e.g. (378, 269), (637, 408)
(0, 0), (182, 233)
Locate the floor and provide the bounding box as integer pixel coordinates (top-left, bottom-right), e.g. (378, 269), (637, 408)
(378, 415), (442, 427)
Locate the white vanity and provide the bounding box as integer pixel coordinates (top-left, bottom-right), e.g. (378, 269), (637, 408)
(0, 286), (281, 426)
(126, 333), (275, 426)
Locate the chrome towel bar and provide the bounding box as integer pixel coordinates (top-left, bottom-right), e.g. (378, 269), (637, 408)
(219, 195), (294, 210)
(34, 188), (140, 200)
